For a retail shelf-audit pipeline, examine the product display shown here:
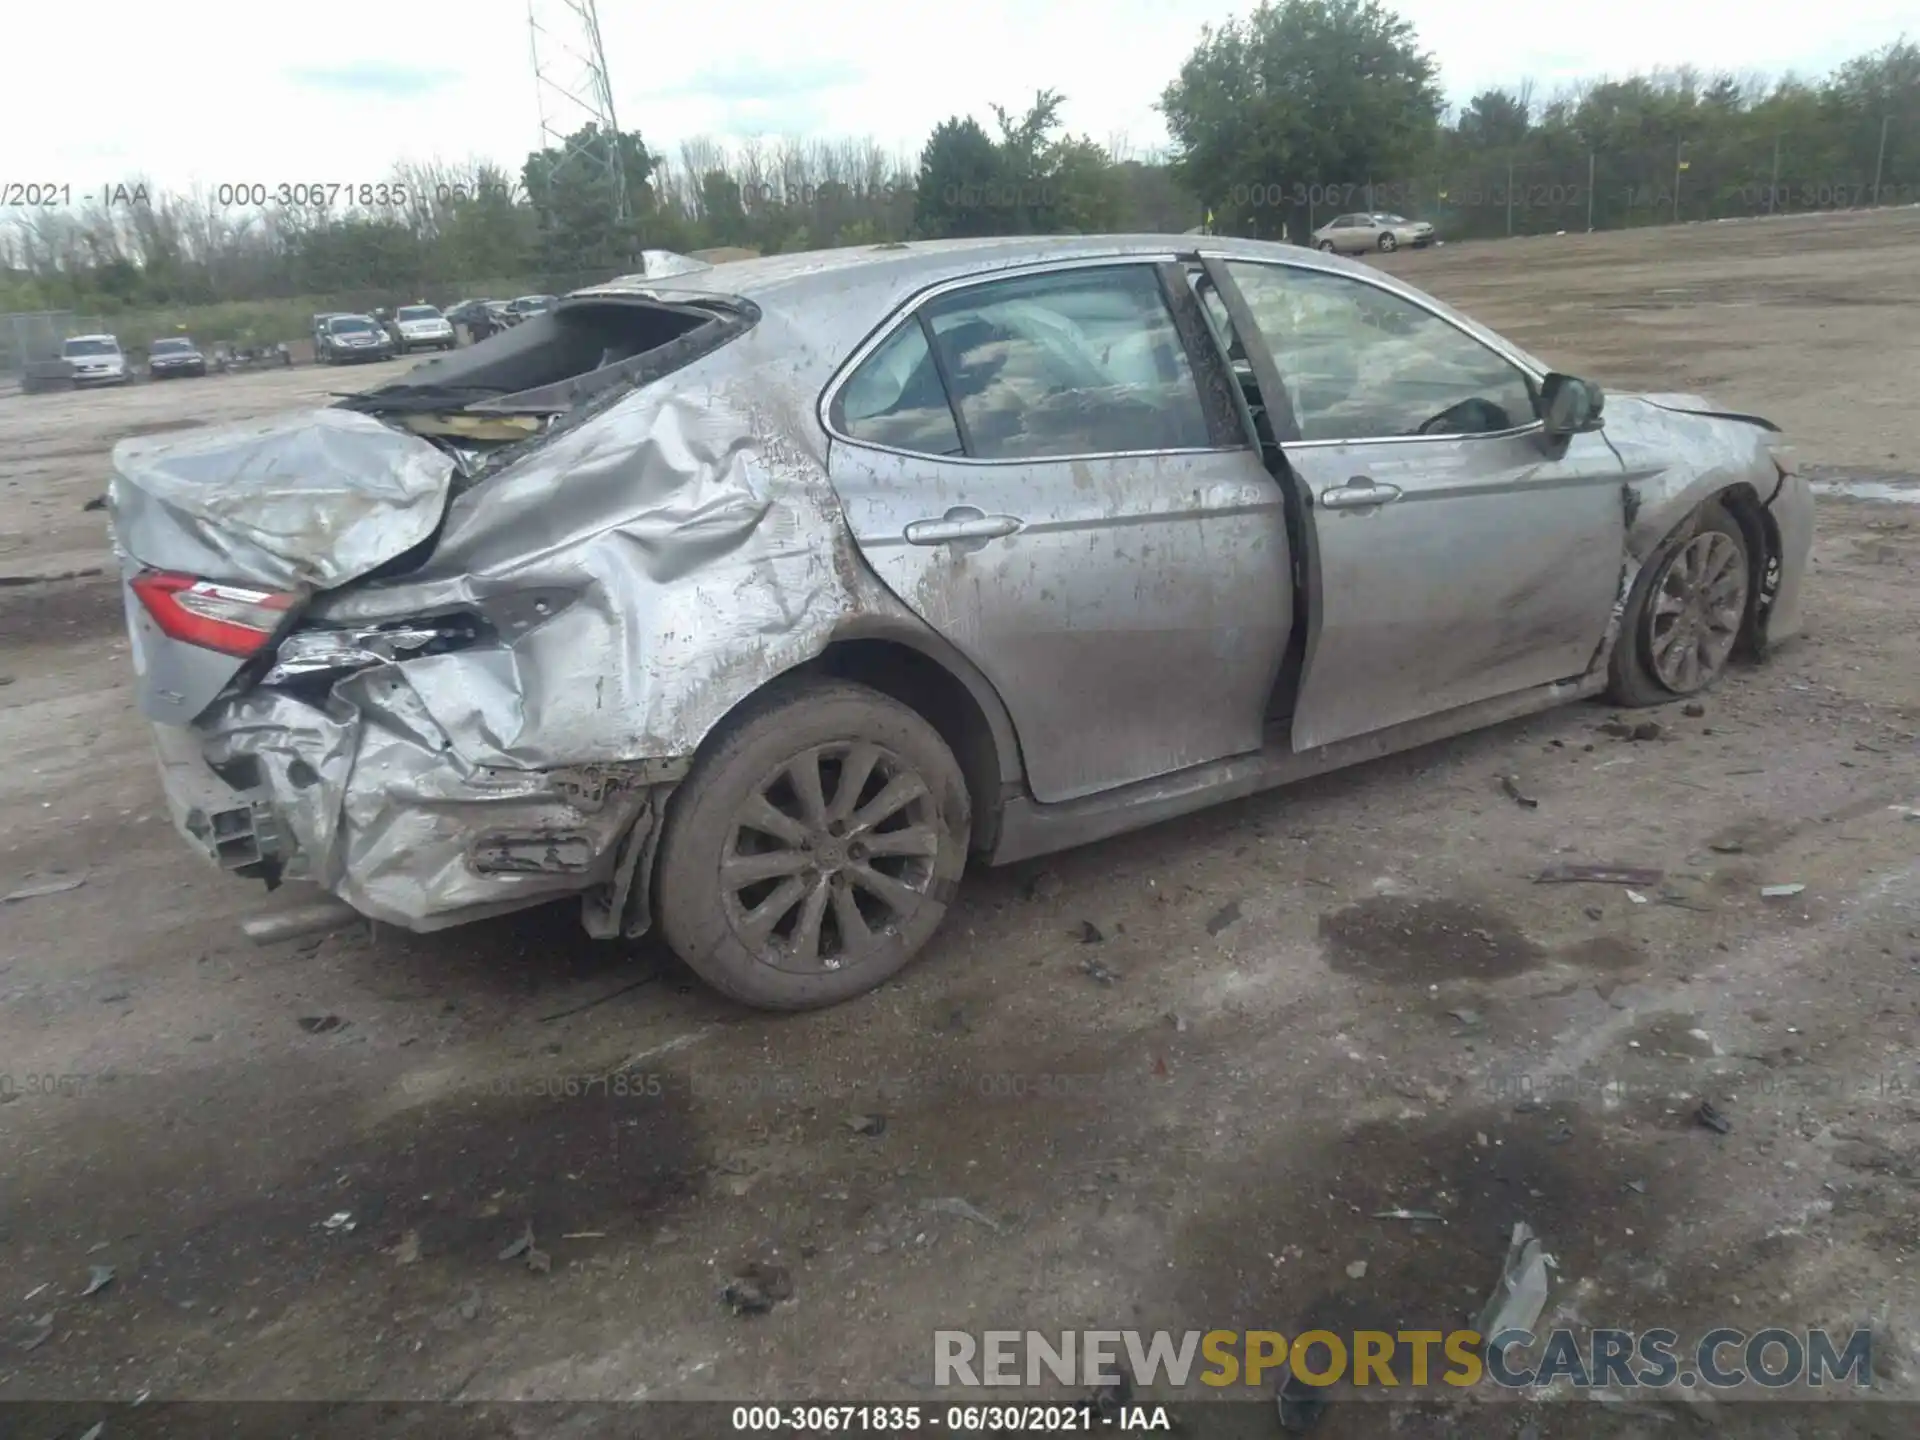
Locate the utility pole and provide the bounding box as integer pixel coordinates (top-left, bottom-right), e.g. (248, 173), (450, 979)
(1873, 114), (1891, 206)
(1770, 135), (1781, 213)
(1586, 152), (1595, 231)
(1673, 141), (1685, 223)
(1506, 160), (1514, 235)
(528, 0), (632, 262)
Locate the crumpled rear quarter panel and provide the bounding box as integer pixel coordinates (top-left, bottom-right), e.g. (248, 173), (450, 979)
(184, 312), (877, 927)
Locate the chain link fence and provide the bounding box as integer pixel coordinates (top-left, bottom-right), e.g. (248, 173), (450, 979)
(0, 310), (106, 380)
(1205, 121), (1917, 244)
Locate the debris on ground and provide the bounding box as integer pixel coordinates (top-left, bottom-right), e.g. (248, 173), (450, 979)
(1761, 883), (1806, 898)
(1475, 1222), (1550, 1342)
(1709, 840), (1746, 854)
(1345, 1259), (1368, 1279)
(1027, 871), (1062, 901)
(844, 1113), (887, 1137)
(3, 875), (88, 904)
(1626, 890), (1650, 905)
(297, 1015), (347, 1034)
(1165, 1011), (1188, 1033)
(1683, 702), (1707, 717)
(390, 1230), (422, 1265)
(1534, 863), (1665, 887)
(1081, 955), (1119, 986)
(21, 1314), (55, 1351)
(1696, 1100), (1734, 1134)
(1089, 1370), (1133, 1420)
(1205, 900), (1243, 936)
(1275, 1358), (1329, 1432)
(320, 1212), (355, 1233)
(1500, 775), (1539, 809)
(1374, 1208), (1446, 1223)
(1583, 905), (1605, 920)
(723, 1261), (794, 1314)
(1075, 920), (1105, 943)
(77, 1424), (104, 1440)
(498, 1222), (535, 1261)
(920, 1196), (1003, 1232)
(1631, 721), (1663, 740)
(1625, 1179), (1649, 1195)
(1447, 1008), (1482, 1031)
(81, 1265), (114, 1297)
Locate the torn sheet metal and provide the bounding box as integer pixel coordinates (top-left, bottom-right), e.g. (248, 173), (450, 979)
(108, 407), (455, 591)
(194, 678), (656, 929)
(309, 309), (871, 770)
(137, 308), (876, 928)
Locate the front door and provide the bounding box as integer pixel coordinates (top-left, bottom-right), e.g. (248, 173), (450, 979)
(825, 261), (1293, 804)
(1207, 258), (1627, 751)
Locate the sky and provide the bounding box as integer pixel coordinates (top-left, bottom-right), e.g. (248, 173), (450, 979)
(1, 0), (1912, 197)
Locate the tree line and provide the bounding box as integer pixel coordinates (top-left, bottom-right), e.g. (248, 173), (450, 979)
(2, 0), (1913, 322)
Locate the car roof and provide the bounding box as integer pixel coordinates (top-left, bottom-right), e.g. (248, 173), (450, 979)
(66, 333), (119, 343)
(568, 233), (1550, 392)
(573, 233), (1414, 315)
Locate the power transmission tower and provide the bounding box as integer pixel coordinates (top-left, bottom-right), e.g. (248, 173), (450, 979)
(527, 0), (630, 231)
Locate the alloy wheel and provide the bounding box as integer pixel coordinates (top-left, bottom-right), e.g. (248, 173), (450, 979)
(719, 741), (942, 974)
(1648, 530), (1747, 692)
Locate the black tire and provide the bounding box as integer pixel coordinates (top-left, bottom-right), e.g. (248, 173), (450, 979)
(1318, 240), (1337, 252)
(1606, 503), (1751, 707)
(1378, 231), (1398, 252)
(656, 678), (971, 1010)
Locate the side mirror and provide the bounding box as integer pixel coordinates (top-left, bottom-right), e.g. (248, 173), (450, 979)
(1540, 373), (1604, 438)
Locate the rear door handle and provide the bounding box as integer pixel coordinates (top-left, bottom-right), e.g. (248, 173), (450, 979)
(904, 510), (1025, 545)
(1319, 478), (1403, 509)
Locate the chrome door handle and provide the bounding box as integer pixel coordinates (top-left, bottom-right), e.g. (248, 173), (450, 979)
(1319, 478), (1403, 509)
(904, 510), (1024, 545)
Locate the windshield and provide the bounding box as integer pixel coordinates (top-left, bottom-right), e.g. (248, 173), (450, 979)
(329, 317), (374, 335)
(514, 296), (552, 310)
(63, 338), (117, 357)
(397, 306), (441, 321)
(150, 339), (194, 355)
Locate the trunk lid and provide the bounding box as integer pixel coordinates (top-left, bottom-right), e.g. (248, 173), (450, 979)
(108, 407), (456, 721)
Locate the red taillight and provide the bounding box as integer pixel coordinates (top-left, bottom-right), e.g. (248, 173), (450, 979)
(130, 570), (295, 657)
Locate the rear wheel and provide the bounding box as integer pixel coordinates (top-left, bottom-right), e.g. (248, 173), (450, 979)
(656, 679), (971, 1010)
(1318, 239), (1337, 252)
(1606, 504), (1751, 706)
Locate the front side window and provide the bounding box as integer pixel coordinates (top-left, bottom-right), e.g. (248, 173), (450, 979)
(1225, 262), (1537, 442)
(918, 266), (1212, 460)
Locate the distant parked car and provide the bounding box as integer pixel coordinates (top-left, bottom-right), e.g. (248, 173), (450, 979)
(1311, 213), (1435, 255)
(504, 294), (555, 325)
(393, 304), (457, 353)
(147, 336), (208, 379)
(314, 313), (397, 365)
(62, 334), (130, 385)
(442, 298), (496, 328)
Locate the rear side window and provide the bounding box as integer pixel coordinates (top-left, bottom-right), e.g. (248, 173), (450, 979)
(924, 266), (1212, 460)
(837, 323), (964, 456)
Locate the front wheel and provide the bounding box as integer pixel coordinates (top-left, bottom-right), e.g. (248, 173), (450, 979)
(1606, 503), (1751, 706)
(1317, 239), (1337, 252)
(656, 679), (971, 1010)
(1378, 231), (1398, 252)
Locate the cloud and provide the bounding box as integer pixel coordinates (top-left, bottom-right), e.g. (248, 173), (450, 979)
(284, 63), (461, 99)
(651, 58), (867, 105)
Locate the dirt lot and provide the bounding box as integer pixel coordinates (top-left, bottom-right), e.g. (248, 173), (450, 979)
(2, 213), (1919, 1437)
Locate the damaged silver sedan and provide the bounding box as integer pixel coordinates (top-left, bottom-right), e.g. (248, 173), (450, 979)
(109, 237), (1814, 1009)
